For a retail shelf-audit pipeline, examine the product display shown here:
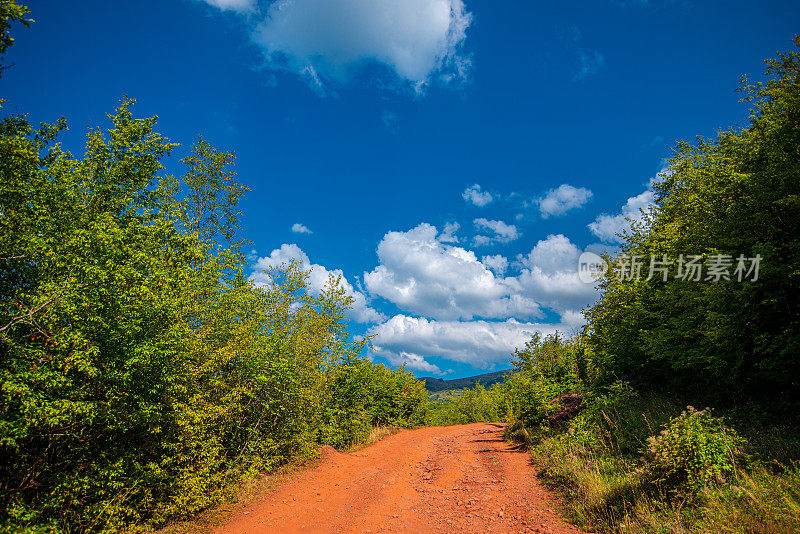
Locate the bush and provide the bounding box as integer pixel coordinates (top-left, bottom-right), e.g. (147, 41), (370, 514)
(318, 359), (428, 449)
(0, 100), (430, 533)
(641, 407), (748, 495)
(425, 383), (510, 426)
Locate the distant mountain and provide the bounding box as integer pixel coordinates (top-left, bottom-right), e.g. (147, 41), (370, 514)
(420, 370), (512, 393)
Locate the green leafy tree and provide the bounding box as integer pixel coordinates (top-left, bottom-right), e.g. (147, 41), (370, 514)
(0, 95), (429, 531)
(586, 38), (800, 415)
(0, 0), (30, 80)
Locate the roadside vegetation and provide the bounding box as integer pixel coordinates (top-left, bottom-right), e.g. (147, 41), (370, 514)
(0, 3), (428, 531)
(429, 37), (800, 533)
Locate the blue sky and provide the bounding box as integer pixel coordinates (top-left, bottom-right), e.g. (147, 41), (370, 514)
(5, 0), (798, 377)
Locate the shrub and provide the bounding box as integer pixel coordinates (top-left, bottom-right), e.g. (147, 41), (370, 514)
(425, 383), (510, 426)
(641, 407), (748, 495)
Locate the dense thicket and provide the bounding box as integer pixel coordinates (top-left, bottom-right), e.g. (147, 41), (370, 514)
(587, 38), (800, 415)
(0, 6), (428, 530)
(0, 99), (428, 532)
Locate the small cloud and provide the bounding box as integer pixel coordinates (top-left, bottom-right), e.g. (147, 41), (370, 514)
(438, 222), (460, 243)
(537, 184), (593, 218)
(462, 184), (493, 207)
(381, 110), (400, 133)
(575, 49), (605, 80)
(473, 218), (519, 246)
(197, 0), (256, 13)
(588, 190), (655, 243)
(588, 167), (668, 243)
(381, 350), (444, 375)
(292, 223), (313, 234)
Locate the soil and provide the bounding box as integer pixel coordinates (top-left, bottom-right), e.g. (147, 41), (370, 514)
(212, 423), (586, 534)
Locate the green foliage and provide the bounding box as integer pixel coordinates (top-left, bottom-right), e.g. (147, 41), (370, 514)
(641, 407), (748, 495)
(529, 391), (799, 533)
(0, 10), (427, 531)
(586, 38), (800, 415)
(0, 0), (30, 78)
(422, 332), (589, 429)
(425, 383), (510, 426)
(505, 332), (589, 431)
(318, 359), (428, 449)
(0, 99), (428, 532)
(523, 38), (800, 532)
(694, 464), (800, 533)
(567, 381), (643, 454)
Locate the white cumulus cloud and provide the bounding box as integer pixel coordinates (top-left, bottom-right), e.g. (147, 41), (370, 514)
(587, 168), (669, 243)
(588, 190), (655, 243)
(251, 0), (472, 92)
(537, 184), (593, 218)
(250, 243), (386, 323)
(380, 350), (443, 375)
(363, 223), (540, 321)
(462, 184), (493, 207)
(438, 221), (461, 243)
(514, 234), (601, 316)
(473, 218), (519, 246)
(519, 233), (580, 274)
(291, 222), (313, 234)
(366, 232), (599, 370)
(370, 315), (578, 369)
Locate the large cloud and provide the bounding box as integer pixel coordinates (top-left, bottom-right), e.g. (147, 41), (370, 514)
(250, 244), (386, 323)
(251, 229), (603, 371)
(514, 234), (600, 315)
(251, 0), (472, 91)
(366, 233), (598, 369)
(363, 224), (541, 321)
(370, 315), (580, 369)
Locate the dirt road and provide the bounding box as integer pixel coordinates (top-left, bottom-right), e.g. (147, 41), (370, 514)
(213, 423), (585, 534)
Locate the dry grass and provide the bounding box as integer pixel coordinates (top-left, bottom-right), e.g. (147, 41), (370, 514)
(349, 426), (402, 451)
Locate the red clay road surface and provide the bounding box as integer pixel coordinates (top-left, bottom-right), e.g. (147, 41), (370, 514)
(213, 423), (586, 534)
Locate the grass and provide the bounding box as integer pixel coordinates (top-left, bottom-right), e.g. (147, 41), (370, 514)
(348, 425), (403, 452)
(509, 392), (800, 534)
